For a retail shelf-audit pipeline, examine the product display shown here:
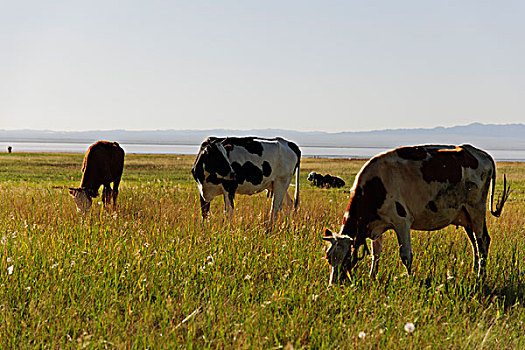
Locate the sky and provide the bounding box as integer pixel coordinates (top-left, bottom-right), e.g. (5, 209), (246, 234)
(1, 1), (524, 132)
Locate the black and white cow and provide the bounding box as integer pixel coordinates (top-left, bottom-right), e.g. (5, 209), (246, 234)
(323, 144), (510, 284)
(191, 137), (301, 228)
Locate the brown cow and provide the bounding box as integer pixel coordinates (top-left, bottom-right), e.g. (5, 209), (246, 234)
(323, 144), (510, 284)
(69, 141), (125, 212)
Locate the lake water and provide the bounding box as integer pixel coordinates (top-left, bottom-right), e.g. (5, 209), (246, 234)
(2, 141), (525, 162)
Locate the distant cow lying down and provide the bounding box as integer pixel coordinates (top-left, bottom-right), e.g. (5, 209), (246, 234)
(69, 141), (125, 212)
(307, 172), (345, 188)
(323, 144), (510, 285)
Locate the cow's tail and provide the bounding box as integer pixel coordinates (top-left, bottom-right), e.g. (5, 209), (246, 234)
(489, 160), (510, 218)
(293, 156), (300, 211)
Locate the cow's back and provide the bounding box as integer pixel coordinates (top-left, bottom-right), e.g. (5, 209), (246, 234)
(222, 137), (300, 194)
(352, 144), (494, 231)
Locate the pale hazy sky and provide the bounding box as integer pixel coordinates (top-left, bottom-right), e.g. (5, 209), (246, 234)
(1, 1), (524, 132)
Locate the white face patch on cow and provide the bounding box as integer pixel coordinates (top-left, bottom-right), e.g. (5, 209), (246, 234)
(69, 189), (92, 213)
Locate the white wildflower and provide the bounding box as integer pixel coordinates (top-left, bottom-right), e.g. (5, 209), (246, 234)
(261, 300), (271, 307)
(358, 331), (366, 339)
(206, 255), (214, 266)
(404, 322), (415, 333)
(7, 265), (14, 275)
(244, 274), (251, 280)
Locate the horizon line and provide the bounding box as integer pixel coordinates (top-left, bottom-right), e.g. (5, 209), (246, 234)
(1, 122), (524, 134)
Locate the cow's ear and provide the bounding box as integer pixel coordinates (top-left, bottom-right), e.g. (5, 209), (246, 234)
(322, 229), (336, 244)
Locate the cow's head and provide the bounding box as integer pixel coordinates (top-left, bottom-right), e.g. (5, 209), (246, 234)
(68, 187), (97, 212)
(307, 172), (317, 181)
(322, 228), (368, 285)
(191, 139), (236, 185)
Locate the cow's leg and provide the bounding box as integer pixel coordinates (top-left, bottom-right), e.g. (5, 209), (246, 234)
(223, 191), (235, 220)
(267, 179), (290, 232)
(112, 178), (121, 208)
(369, 236), (383, 280)
(464, 226), (480, 275)
(473, 219), (491, 279)
(394, 225), (413, 275)
(200, 195), (211, 220)
(282, 191), (293, 213)
(102, 184), (111, 207)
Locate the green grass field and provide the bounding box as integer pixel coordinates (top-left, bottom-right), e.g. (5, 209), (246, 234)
(1, 153), (524, 348)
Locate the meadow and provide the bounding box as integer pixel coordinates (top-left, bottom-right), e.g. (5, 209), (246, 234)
(0, 152), (524, 349)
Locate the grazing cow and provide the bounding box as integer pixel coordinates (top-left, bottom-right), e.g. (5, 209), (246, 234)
(69, 141), (125, 212)
(308, 172), (346, 188)
(323, 144), (510, 284)
(191, 137), (301, 228)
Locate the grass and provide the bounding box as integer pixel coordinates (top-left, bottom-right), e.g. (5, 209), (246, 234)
(0, 152), (524, 348)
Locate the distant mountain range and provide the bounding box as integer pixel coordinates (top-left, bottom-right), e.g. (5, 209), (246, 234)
(1, 123), (524, 150)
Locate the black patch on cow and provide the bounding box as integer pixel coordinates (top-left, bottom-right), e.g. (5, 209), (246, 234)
(262, 161), (272, 177)
(395, 201), (407, 217)
(206, 145), (231, 178)
(420, 146), (479, 184)
(341, 177), (387, 238)
(287, 141), (301, 169)
(231, 161), (264, 186)
(223, 180), (238, 201)
(427, 200), (438, 212)
(191, 154), (206, 183)
(192, 139), (234, 186)
(223, 137), (264, 156)
(396, 146), (428, 161)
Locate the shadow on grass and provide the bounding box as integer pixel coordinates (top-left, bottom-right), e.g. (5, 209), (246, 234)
(483, 281), (525, 310)
(418, 272), (525, 311)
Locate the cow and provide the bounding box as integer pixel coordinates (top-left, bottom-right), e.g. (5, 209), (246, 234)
(69, 141), (125, 212)
(308, 172), (346, 188)
(322, 144), (510, 285)
(191, 136), (301, 229)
